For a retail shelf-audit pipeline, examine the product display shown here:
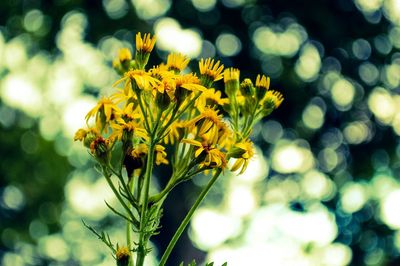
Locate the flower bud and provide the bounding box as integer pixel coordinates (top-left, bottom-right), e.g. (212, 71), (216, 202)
(156, 91), (171, 110)
(135, 33), (156, 69)
(224, 68), (240, 97)
(83, 131), (97, 148)
(118, 48), (132, 63)
(90, 137), (110, 162)
(239, 78), (255, 97)
(116, 246), (130, 266)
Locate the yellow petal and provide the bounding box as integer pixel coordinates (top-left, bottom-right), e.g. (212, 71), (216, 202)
(231, 158), (244, 172)
(195, 147), (204, 158)
(182, 138), (202, 147)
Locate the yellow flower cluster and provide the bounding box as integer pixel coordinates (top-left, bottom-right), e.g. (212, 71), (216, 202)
(75, 32), (285, 266)
(75, 32), (283, 176)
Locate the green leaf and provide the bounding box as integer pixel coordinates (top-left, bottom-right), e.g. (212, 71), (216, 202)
(82, 219), (116, 254)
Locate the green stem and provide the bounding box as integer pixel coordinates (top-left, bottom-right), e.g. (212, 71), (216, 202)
(242, 99), (259, 140)
(152, 108), (163, 136)
(136, 142), (156, 266)
(157, 92), (201, 141)
(108, 163), (138, 210)
(149, 162), (195, 204)
(127, 179), (134, 266)
(158, 168), (223, 266)
(136, 89), (151, 133)
(102, 167), (134, 221)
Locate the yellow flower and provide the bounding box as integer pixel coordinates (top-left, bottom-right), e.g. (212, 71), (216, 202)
(118, 48), (132, 63)
(175, 73), (206, 92)
(74, 127), (99, 148)
(110, 89), (135, 106)
(74, 128), (87, 141)
(255, 74), (270, 100)
(136, 32), (156, 53)
(163, 120), (185, 145)
(230, 140), (254, 174)
(181, 138), (226, 168)
(167, 53), (190, 72)
(263, 90), (284, 109)
(155, 144), (168, 165)
(199, 58), (224, 85)
(187, 107), (223, 141)
(255, 74), (270, 90)
(216, 121), (234, 149)
(110, 119), (148, 141)
(150, 65), (175, 81)
(114, 102), (142, 121)
(154, 77), (176, 95)
(130, 143), (168, 166)
(135, 32), (156, 68)
(196, 88), (229, 112)
(85, 97), (120, 131)
(113, 70), (160, 93)
(131, 143), (148, 158)
(224, 68), (240, 83)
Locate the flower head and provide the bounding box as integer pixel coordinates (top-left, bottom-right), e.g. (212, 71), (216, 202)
(136, 32), (156, 53)
(150, 65), (174, 81)
(263, 90), (284, 110)
(131, 143), (148, 158)
(182, 138), (226, 169)
(175, 73), (205, 92)
(118, 48), (132, 63)
(196, 88), (229, 112)
(155, 144), (169, 165)
(163, 120), (185, 145)
(199, 58), (224, 86)
(110, 119), (148, 142)
(167, 53), (190, 73)
(187, 107), (224, 140)
(85, 98), (120, 132)
(113, 70), (160, 94)
(255, 74), (270, 100)
(230, 140), (254, 174)
(135, 32), (156, 68)
(74, 128), (87, 142)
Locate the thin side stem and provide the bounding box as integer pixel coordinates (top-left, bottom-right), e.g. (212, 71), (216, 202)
(102, 166), (134, 221)
(136, 89), (151, 133)
(127, 179), (134, 266)
(136, 142), (156, 266)
(158, 168), (223, 266)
